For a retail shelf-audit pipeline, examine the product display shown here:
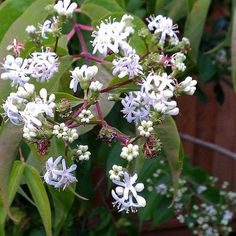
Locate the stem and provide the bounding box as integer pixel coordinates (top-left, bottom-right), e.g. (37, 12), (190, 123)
(95, 102), (104, 122)
(101, 79), (135, 93)
(180, 133), (236, 161)
(54, 36), (59, 53)
(68, 186), (88, 201)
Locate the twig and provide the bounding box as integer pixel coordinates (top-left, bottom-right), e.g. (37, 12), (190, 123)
(180, 133), (236, 161)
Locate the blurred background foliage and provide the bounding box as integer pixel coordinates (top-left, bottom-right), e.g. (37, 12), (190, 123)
(0, 0), (235, 235)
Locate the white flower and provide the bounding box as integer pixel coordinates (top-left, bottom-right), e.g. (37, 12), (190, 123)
(44, 156), (77, 190)
(21, 88), (55, 127)
(16, 83), (35, 99)
(112, 50), (143, 79)
(196, 185), (207, 194)
(54, 0), (77, 17)
(70, 65), (98, 93)
(221, 210), (233, 225)
(2, 92), (26, 125)
(111, 172), (146, 213)
(29, 48), (59, 82)
(156, 183), (168, 195)
(53, 159), (77, 189)
(78, 109), (94, 123)
(44, 156), (62, 184)
(141, 72), (179, 116)
(176, 214), (185, 223)
(89, 81), (103, 92)
(39, 17), (58, 39)
(171, 52), (186, 72)
(137, 120), (153, 137)
(109, 165), (124, 180)
(1, 55), (30, 86)
(91, 15), (134, 56)
(76, 145), (91, 161)
(146, 15), (178, 44)
(178, 76), (197, 95)
(26, 25), (36, 34)
(23, 123), (38, 141)
(121, 91), (150, 123)
(120, 144), (139, 162)
(53, 123), (78, 143)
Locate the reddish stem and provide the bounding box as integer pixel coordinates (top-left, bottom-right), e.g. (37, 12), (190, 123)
(65, 101), (88, 127)
(101, 79), (135, 93)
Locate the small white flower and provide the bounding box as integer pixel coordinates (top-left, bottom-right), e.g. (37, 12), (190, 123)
(205, 205), (217, 216)
(196, 185), (207, 194)
(171, 52), (186, 72)
(21, 88), (55, 127)
(111, 172), (146, 213)
(221, 210), (233, 225)
(78, 109), (94, 123)
(120, 144), (139, 162)
(53, 123), (69, 138)
(29, 48), (59, 82)
(177, 214), (185, 223)
(121, 91), (150, 123)
(89, 81), (103, 92)
(44, 156), (62, 184)
(70, 65), (98, 93)
(91, 15), (134, 56)
(1, 55), (31, 86)
(23, 123), (38, 141)
(146, 15), (178, 44)
(112, 50), (143, 79)
(16, 83), (35, 99)
(156, 183), (168, 195)
(109, 165), (124, 180)
(39, 17), (58, 39)
(54, 0), (77, 17)
(2, 92), (26, 125)
(53, 123), (78, 143)
(178, 76), (197, 95)
(44, 156), (77, 190)
(137, 120), (153, 137)
(26, 25), (36, 34)
(76, 145), (91, 161)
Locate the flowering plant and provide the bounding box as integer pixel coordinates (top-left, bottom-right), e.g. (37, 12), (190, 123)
(0, 0), (235, 235)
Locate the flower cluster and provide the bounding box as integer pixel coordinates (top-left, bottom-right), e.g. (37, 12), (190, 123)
(1, 48), (59, 86)
(44, 156), (77, 190)
(146, 160), (236, 236)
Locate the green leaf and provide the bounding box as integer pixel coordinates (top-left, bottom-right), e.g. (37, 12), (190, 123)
(0, 0), (35, 42)
(167, 0), (188, 21)
(155, 116), (183, 199)
(24, 164), (52, 236)
(184, 0), (211, 61)
(198, 54), (216, 83)
(54, 92), (83, 107)
(80, 0), (124, 21)
(48, 187), (75, 236)
(0, 123), (22, 218)
(0, 160), (25, 235)
(231, 1), (236, 93)
(0, 0), (54, 103)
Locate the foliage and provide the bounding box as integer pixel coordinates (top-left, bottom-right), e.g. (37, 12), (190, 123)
(0, 0), (235, 236)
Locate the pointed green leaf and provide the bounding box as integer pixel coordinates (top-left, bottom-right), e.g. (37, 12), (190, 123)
(155, 116), (183, 199)
(0, 123), (22, 218)
(184, 0), (211, 61)
(24, 164), (52, 236)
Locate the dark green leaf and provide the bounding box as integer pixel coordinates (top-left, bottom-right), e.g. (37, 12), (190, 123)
(0, 123), (22, 218)
(54, 92), (83, 107)
(24, 164), (52, 236)
(184, 0), (211, 61)
(155, 116), (183, 199)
